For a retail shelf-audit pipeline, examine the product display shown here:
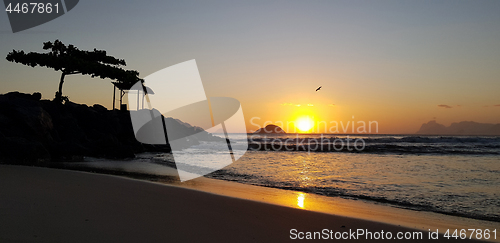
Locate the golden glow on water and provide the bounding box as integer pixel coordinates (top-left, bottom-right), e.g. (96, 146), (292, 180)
(297, 193), (305, 208)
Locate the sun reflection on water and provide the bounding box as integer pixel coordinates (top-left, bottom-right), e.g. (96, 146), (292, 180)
(297, 193), (305, 208)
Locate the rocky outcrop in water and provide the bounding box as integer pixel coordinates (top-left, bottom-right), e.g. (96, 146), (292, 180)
(254, 124), (286, 134)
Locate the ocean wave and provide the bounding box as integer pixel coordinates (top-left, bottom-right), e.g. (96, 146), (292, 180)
(247, 143), (500, 155)
(248, 136), (500, 145)
(206, 169), (500, 223)
(362, 136), (500, 144)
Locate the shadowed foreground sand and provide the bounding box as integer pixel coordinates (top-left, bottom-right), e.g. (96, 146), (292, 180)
(0, 165), (485, 242)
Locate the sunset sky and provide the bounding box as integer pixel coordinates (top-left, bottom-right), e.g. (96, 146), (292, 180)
(1, 0), (499, 134)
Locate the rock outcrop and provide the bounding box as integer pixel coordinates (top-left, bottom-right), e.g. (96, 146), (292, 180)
(0, 92), (222, 164)
(254, 124), (286, 134)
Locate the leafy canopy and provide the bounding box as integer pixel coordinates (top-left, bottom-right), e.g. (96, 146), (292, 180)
(6, 40), (143, 101)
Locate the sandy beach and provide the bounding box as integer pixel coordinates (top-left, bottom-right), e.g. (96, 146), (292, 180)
(179, 175), (500, 237)
(0, 165), (494, 243)
(2, 1), (499, 242)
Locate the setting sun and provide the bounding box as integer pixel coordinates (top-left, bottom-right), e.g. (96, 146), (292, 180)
(296, 116), (314, 132)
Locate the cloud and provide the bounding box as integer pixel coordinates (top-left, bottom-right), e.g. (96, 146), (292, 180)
(307, 104), (314, 106)
(295, 104), (301, 107)
(328, 104), (335, 107)
(494, 104), (500, 107)
(437, 104), (453, 109)
(280, 103), (293, 106)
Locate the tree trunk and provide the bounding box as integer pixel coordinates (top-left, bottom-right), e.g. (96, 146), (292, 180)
(55, 72), (66, 102)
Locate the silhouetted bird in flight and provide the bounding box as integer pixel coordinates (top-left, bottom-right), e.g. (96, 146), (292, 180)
(316, 86), (322, 91)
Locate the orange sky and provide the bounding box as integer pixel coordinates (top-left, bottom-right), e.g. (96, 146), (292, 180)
(1, 1), (499, 134)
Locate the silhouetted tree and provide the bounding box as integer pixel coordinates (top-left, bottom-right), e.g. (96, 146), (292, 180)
(6, 40), (143, 103)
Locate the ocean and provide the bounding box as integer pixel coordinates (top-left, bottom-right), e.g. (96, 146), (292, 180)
(71, 134), (500, 223)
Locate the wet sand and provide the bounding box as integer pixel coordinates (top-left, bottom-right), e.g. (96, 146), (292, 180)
(0, 165), (493, 242)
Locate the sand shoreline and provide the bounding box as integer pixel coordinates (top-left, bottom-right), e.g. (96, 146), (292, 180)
(0, 165), (496, 242)
(177, 175), (500, 234)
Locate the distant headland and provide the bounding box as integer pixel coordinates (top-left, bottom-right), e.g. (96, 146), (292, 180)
(416, 120), (500, 135)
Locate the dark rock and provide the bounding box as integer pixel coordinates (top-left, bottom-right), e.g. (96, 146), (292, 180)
(254, 124), (286, 134)
(32, 92), (42, 101)
(92, 104), (107, 113)
(0, 91), (222, 164)
(0, 137), (50, 164)
(4, 91), (41, 101)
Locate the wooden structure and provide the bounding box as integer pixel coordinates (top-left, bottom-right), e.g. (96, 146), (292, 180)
(112, 82), (154, 110)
